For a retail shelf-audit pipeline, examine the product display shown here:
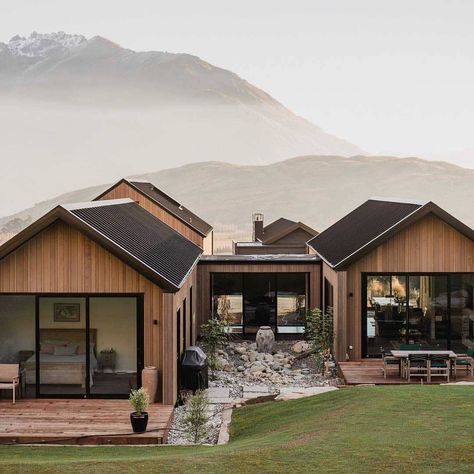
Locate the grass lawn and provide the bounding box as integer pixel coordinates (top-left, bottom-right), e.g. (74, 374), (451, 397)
(0, 386), (473, 473)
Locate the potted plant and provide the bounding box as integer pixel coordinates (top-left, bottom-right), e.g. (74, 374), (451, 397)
(129, 387), (150, 433)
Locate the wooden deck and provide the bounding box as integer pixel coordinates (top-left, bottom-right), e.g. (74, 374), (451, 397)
(0, 399), (174, 445)
(339, 359), (474, 385)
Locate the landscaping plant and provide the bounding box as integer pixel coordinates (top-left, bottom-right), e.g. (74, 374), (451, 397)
(305, 307), (334, 375)
(200, 318), (228, 374)
(129, 387), (150, 415)
(182, 390), (209, 444)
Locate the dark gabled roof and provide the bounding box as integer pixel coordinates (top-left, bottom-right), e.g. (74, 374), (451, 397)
(0, 199), (202, 292)
(307, 198), (474, 269)
(262, 217), (318, 244)
(95, 179), (213, 237)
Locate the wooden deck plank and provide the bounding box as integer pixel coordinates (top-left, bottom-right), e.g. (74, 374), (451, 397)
(0, 399), (174, 445)
(339, 360), (474, 385)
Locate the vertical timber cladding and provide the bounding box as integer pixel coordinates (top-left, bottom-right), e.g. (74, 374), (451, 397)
(0, 220), (175, 403)
(97, 181), (205, 247)
(322, 262), (347, 362)
(345, 214), (474, 360)
(162, 266), (197, 402)
(196, 262), (322, 328)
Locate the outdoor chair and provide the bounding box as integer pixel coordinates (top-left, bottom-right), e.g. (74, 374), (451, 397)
(453, 349), (474, 379)
(380, 347), (400, 379)
(0, 364), (20, 404)
(407, 354), (429, 382)
(428, 354), (450, 383)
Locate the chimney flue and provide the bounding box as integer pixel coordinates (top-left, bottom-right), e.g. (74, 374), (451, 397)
(252, 213), (264, 241)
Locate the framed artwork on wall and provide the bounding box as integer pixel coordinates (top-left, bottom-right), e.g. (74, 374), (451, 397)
(54, 303), (81, 322)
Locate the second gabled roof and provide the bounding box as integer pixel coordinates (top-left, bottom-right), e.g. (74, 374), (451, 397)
(0, 199), (202, 292)
(307, 197), (474, 269)
(95, 179), (213, 237)
(262, 217), (318, 244)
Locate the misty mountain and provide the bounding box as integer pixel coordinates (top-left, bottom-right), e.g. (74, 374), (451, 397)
(0, 32), (363, 216)
(2, 154), (474, 251)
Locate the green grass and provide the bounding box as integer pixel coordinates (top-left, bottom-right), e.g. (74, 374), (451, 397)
(1, 386), (473, 473)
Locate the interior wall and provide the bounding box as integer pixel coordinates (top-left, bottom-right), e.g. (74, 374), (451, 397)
(90, 297), (137, 372)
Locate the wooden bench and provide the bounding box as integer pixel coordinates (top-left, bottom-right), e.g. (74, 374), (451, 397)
(0, 364), (20, 404)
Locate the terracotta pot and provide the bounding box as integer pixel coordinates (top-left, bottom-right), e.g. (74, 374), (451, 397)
(141, 366), (158, 403)
(256, 326), (275, 353)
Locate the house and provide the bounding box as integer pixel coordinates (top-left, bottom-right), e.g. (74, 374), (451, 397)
(233, 213), (318, 255)
(307, 198), (474, 361)
(0, 191), (204, 404)
(1, 185), (474, 404)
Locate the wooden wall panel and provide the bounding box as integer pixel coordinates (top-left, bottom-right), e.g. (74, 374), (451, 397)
(164, 266), (197, 401)
(99, 182), (204, 248)
(0, 220), (180, 404)
(196, 262), (321, 329)
(322, 263), (348, 361)
(345, 214), (474, 359)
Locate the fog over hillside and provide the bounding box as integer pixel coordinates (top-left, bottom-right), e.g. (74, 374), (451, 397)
(0, 32), (363, 215)
(2, 155), (474, 251)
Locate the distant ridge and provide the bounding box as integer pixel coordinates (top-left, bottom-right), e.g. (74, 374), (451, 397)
(2, 154), (473, 249)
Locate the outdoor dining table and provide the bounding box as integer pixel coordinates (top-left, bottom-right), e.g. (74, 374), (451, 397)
(390, 350), (457, 378)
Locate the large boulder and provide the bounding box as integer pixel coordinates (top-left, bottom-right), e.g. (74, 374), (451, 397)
(291, 341), (311, 353)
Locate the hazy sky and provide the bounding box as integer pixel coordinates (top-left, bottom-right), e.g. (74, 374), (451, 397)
(2, 0), (474, 160)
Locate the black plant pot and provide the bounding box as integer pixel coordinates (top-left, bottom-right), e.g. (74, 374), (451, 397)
(130, 412), (149, 433)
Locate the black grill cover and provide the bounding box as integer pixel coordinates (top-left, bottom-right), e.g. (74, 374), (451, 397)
(180, 346), (208, 391)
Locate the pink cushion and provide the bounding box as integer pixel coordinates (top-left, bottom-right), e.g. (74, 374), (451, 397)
(40, 343), (55, 354)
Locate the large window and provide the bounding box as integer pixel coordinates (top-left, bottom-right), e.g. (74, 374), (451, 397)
(212, 273), (308, 334)
(364, 274), (474, 357)
(0, 294), (142, 399)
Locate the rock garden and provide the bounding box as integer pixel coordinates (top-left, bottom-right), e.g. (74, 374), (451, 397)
(169, 313), (342, 445)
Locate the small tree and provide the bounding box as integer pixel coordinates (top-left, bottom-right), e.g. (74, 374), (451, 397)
(305, 307), (334, 375)
(182, 390), (209, 444)
(200, 318), (228, 375)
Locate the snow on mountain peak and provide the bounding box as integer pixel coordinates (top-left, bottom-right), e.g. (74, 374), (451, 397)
(7, 31), (86, 58)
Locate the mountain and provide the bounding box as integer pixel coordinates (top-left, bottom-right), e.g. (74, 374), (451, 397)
(0, 32), (363, 216)
(2, 155), (474, 252)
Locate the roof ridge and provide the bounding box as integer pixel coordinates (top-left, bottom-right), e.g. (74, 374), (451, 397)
(62, 198), (134, 210)
(369, 196), (429, 205)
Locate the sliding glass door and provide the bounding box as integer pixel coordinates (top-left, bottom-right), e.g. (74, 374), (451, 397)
(38, 297), (87, 396)
(0, 295), (36, 398)
(89, 297), (138, 396)
(408, 276), (448, 350)
(364, 274), (474, 357)
(366, 275), (407, 357)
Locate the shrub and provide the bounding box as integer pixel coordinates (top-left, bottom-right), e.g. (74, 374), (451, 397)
(200, 318), (228, 373)
(305, 307), (334, 375)
(129, 387), (150, 415)
(182, 390), (209, 444)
